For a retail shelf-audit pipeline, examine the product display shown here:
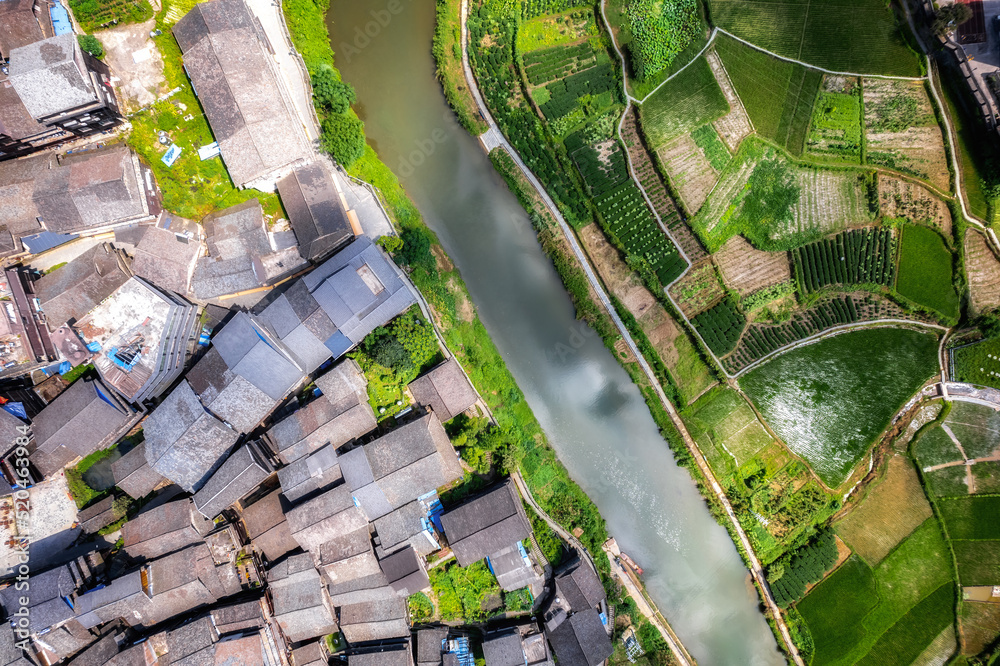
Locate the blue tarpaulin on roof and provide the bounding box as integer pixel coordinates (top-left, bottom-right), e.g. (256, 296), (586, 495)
(85, 341), (101, 353)
(20, 231), (78, 255)
(2, 403), (26, 420)
(57, 361), (71, 374)
(50, 1), (72, 35)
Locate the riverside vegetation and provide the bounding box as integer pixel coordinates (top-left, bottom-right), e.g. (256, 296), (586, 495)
(437, 0), (1000, 662)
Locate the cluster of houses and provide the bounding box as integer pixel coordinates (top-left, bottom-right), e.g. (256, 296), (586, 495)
(0, 0), (619, 663)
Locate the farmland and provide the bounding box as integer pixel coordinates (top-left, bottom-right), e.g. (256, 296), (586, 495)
(834, 455), (932, 565)
(713, 34), (821, 156)
(878, 177), (952, 233)
(863, 79), (950, 192)
(792, 228), (896, 295)
(953, 337), (1000, 390)
(691, 296), (745, 355)
(70, 0), (153, 32)
(516, 8), (595, 53)
(798, 519), (955, 666)
(670, 260), (726, 317)
(806, 79), (863, 164)
(960, 602), (1000, 656)
(940, 401), (1000, 459)
(740, 328), (940, 486)
(706, 0), (922, 77)
(705, 50), (753, 151)
(693, 139), (871, 253)
(657, 133), (720, 214)
(895, 224), (960, 321)
(639, 57), (730, 148)
(964, 230), (1000, 314)
(938, 496), (1000, 540)
(593, 181), (687, 285)
(524, 42), (599, 86)
(715, 235), (791, 297)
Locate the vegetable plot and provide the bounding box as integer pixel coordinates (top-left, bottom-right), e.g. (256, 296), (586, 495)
(793, 228), (897, 294)
(691, 297), (745, 355)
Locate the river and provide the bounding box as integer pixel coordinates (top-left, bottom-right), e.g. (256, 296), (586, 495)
(327, 2), (784, 663)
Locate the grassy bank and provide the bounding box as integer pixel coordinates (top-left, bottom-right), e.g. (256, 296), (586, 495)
(434, 0), (488, 135)
(281, 0), (609, 557)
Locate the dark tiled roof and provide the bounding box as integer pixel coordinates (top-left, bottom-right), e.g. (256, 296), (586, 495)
(285, 484), (368, 555)
(30, 376), (134, 476)
(416, 627), (448, 666)
(378, 546), (428, 596)
(121, 499), (204, 561)
(0, 623), (29, 666)
(347, 644), (412, 666)
(7, 34), (96, 118)
(143, 380), (239, 492)
(186, 346), (275, 434)
(210, 599), (264, 635)
(171, 0), (311, 187)
(545, 609), (613, 666)
(131, 225), (200, 295)
(192, 440), (273, 519)
(408, 358), (478, 423)
(77, 495), (116, 534)
(67, 634), (119, 666)
(440, 480), (531, 566)
(192, 200), (271, 298)
(239, 489), (297, 562)
(210, 311), (304, 401)
(317, 527), (383, 599)
(267, 554), (337, 643)
(338, 596), (409, 644)
(372, 501), (428, 556)
(111, 441), (165, 499)
(482, 631), (524, 666)
(555, 559), (606, 613)
(290, 641), (327, 666)
(35, 242), (132, 328)
(0, 564), (76, 632)
(276, 442), (341, 504)
(0, 0), (48, 59)
(304, 237), (417, 347)
(276, 162), (355, 261)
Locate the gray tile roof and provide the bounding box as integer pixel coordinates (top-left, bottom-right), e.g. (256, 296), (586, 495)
(239, 489), (297, 562)
(67, 634), (119, 666)
(379, 545), (428, 596)
(304, 237), (417, 348)
(186, 347), (275, 433)
(171, 0), (311, 188)
(276, 162), (355, 261)
(35, 242), (132, 328)
(131, 225), (200, 295)
(290, 642), (327, 666)
(408, 358), (479, 423)
(545, 608), (612, 666)
(143, 380), (239, 492)
(210, 311), (305, 401)
(7, 34), (97, 118)
(259, 294), (330, 374)
(554, 558), (606, 613)
(341, 413), (463, 520)
(192, 200), (271, 299)
(0, 0), (49, 60)
(440, 480), (531, 567)
(285, 484), (368, 555)
(265, 359), (374, 464)
(482, 631), (525, 666)
(347, 644), (412, 666)
(317, 527), (383, 592)
(0, 622), (31, 666)
(0, 564), (76, 632)
(30, 376), (135, 476)
(276, 442), (341, 504)
(372, 501), (426, 555)
(490, 543), (538, 592)
(193, 440), (273, 519)
(338, 596), (409, 644)
(210, 599), (264, 635)
(163, 616), (219, 664)
(267, 553), (338, 643)
(416, 627), (448, 666)
(111, 441), (165, 499)
(121, 498), (205, 561)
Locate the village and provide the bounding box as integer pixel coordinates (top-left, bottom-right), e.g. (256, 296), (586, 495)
(0, 0), (631, 663)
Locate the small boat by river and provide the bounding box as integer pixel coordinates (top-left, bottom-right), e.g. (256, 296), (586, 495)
(620, 552), (643, 575)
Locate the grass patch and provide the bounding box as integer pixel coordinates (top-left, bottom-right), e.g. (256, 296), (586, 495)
(807, 89), (862, 163)
(65, 446), (119, 509)
(713, 34), (822, 156)
(740, 328), (940, 487)
(895, 224), (959, 321)
(952, 539), (1000, 586)
(516, 8), (596, 52)
(690, 123), (730, 171)
(430, 560), (501, 622)
(408, 592), (434, 622)
(798, 556), (880, 663)
(434, 0), (488, 134)
(70, 0), (153, 32)
(638, 56), (729, 148)
(60, 363), (93, 385)
(707, 0), (922, 77)
(938, 496), (1000, 540)
(924, 465), (972, 499)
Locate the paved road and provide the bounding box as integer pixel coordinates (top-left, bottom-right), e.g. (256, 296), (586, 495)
(245, 0), (319, 141)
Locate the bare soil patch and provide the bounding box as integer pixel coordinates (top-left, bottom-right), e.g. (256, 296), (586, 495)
(669, 259), (725, 317)
(965, 229), (1000, 315)
(97, 19), (166, 111)
(878, 176), (952, 234)
(714, 235), (791, 296)
(657, 134), (719, 215)
(863, 78), (950, 191)
(835, 454), (933, 566)
(707, 51), (753, 152)
(960, 601), (1000, 656)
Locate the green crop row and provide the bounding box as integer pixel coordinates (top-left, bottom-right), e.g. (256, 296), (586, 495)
(692, 297), (745, 355)
(794, 228), (896, 295)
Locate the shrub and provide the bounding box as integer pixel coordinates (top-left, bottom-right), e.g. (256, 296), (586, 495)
(320, 114), (366, 168)
(408, 592), (434, 622)
(311, 67), (356, 113)
(77, 35), (104, 59)
(377, 235), (403, 254)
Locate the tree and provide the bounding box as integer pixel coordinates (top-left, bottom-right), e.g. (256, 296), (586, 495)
(933, 3), (973, 35)
(311, 67), (356, 113)
(320, 113), (365, 168)
(77, 34), (104, 59)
